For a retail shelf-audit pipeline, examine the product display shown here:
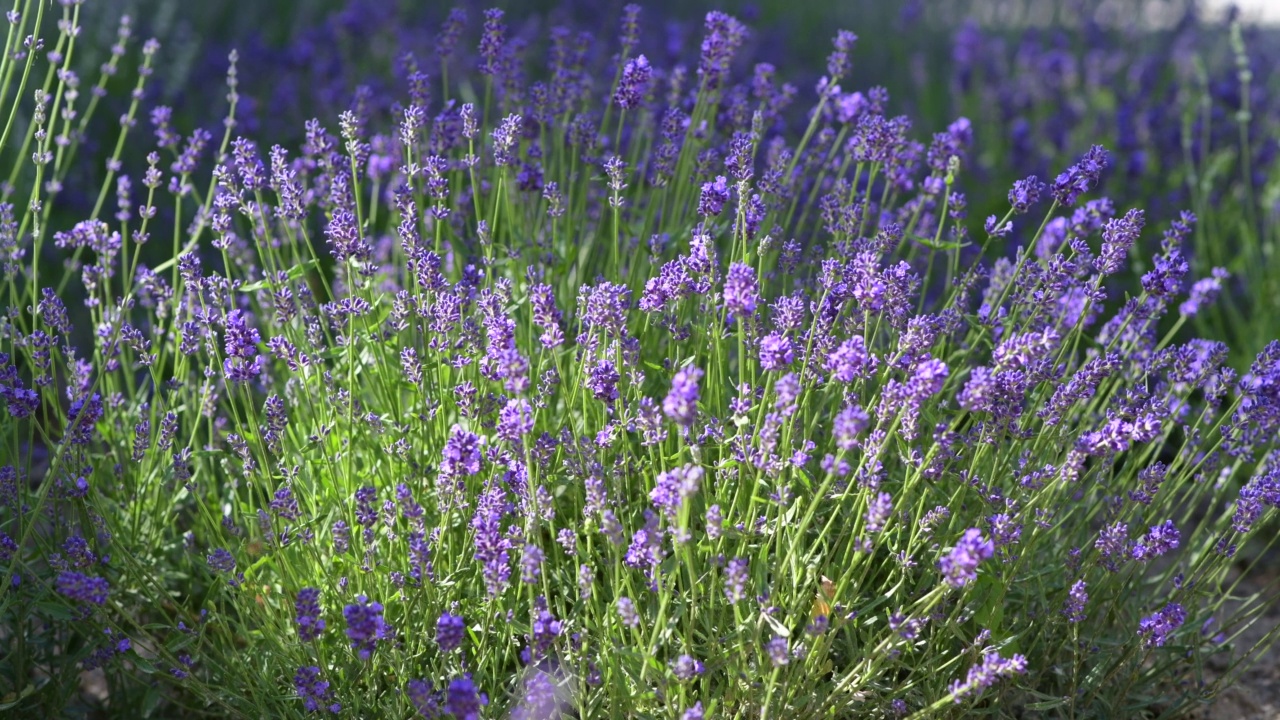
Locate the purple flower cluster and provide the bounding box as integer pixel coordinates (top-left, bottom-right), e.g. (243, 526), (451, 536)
(949, 650), (1027, 701)
(1138, 603), (1186, 648)
(343, 595), (392, 660)
(939, 529), (994, 588)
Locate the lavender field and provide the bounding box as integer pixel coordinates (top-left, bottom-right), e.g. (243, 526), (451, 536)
(2, 0), (1280, 717)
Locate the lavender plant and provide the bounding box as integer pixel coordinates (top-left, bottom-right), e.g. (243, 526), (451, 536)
(2, 2), (1280, 718)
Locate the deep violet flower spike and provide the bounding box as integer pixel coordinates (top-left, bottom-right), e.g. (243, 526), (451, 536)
(56, 571), (109, 605)
(478, 9), (506, 76)
(1051, 145), (1109, 207)
(436, 612), (465, 652)
(1138, 603), (1186, 648)
(1063, 580), (1088, 623)
(445, 675), (487, 720)
(939, 529), (994, 588)
(723, 262), (758, 317)
(343, 595), (391, 660)
(949, 650), (1027, 701)
(663, 366), (703, 426)
(698, 176), (730, 216)
(615, 54), (651, 110)
(295, 587), (325, 642)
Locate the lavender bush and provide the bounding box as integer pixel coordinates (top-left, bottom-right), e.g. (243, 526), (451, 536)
(2, 2), (1280, 717)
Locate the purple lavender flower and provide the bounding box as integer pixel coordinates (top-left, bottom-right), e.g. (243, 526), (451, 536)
(1131, 520), (1180, 562)
(478, 9), (506, 77)
(825, 336), (873, 383)
(650, 464), (703, 518)
(725, 557), (749, 603)
(585, 359), (621, 402)
(766, 636), (790, 667)
(295, 587), (325, 642)
(445, 675), (487, 720)
(497, 399), (534, 442)
(949, 650), (1027, 701)
(56, 571), (109, 605)
(472, 481), (512, 598)
(833, 403), (870, 452)
(698, 176), (730, 216)
(436, 612), (465, 652)
(206, 548), (236, 574)
(295, 666), (340, 714)
(615, 54), (651, 110)
(758, 333), (794, 371)
(1180, 268), (1229, 317)
(1138, 603), (1186, 648)
(723, 262), (758, 317)
(406, 678), (439, 718)
(222, 310), (264, 383)
(865, 492), (893, 533)
(617, 597), (640, 628)
(939, 529), (994, 588)
(1096, 209), (1145, 276)
(1063, 579), (1088, 623)
(343, 595), (391, 660)
(442, 425), (483, 477)
(521, 543), (545, 584)
(1050, 145), (1109, 206)
(671, 654), (706, 681)
(1008, 175), (1045, 214)
(663, 366), (703, 426)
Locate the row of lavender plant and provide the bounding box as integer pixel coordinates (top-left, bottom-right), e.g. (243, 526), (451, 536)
(2, 2), (1280, 718)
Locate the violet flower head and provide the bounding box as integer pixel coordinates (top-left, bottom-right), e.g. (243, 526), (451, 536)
(1096, 208), (1145, 276)
(833, 402), (870, 452)
(826, 30), (858, 79)
(207, 548), (236, 574)
(222, 310), (263, 383)
(617, 596), (640, 628)
(1131, 520), (1180, 562)
(758, 333), (794, 371)
(949, 650), (1028, 701)
(436, 7), (466, 62)
(826, 336), (873, 383)
(1008, 175), (1045, 214)
(698, 175), (730, 216)
(651, 464), (703, 517)
(497, 398), (534, 442)
(442, 425), (483, 477)
(698, 11), (747, 88)
(865, 492), (893, 534)
(619, 3), (641, 55)
(1051, 144), (1109, 206)
(939, 529), (994, 588)
(585, 359), (621, 402)
(56, 571), (109, 605)
(445, 675), (487, 720)
(663, 366), (702, 426)
(725, 557), (749, 603)
(615, 54), (652, 110)
(343, 595), (391, 660)
(436, 611), (466, 652)
(1138, 603), (1186, 648)
(295, 587), (325, 642)
(478, 8), (507, 76)
(295, 666), (341, 714)
(723, 262), (758, 317)
(1063, 579), (1088, 623)
(1180, 268), (1229, 317)
(766, 636), (790, 667)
